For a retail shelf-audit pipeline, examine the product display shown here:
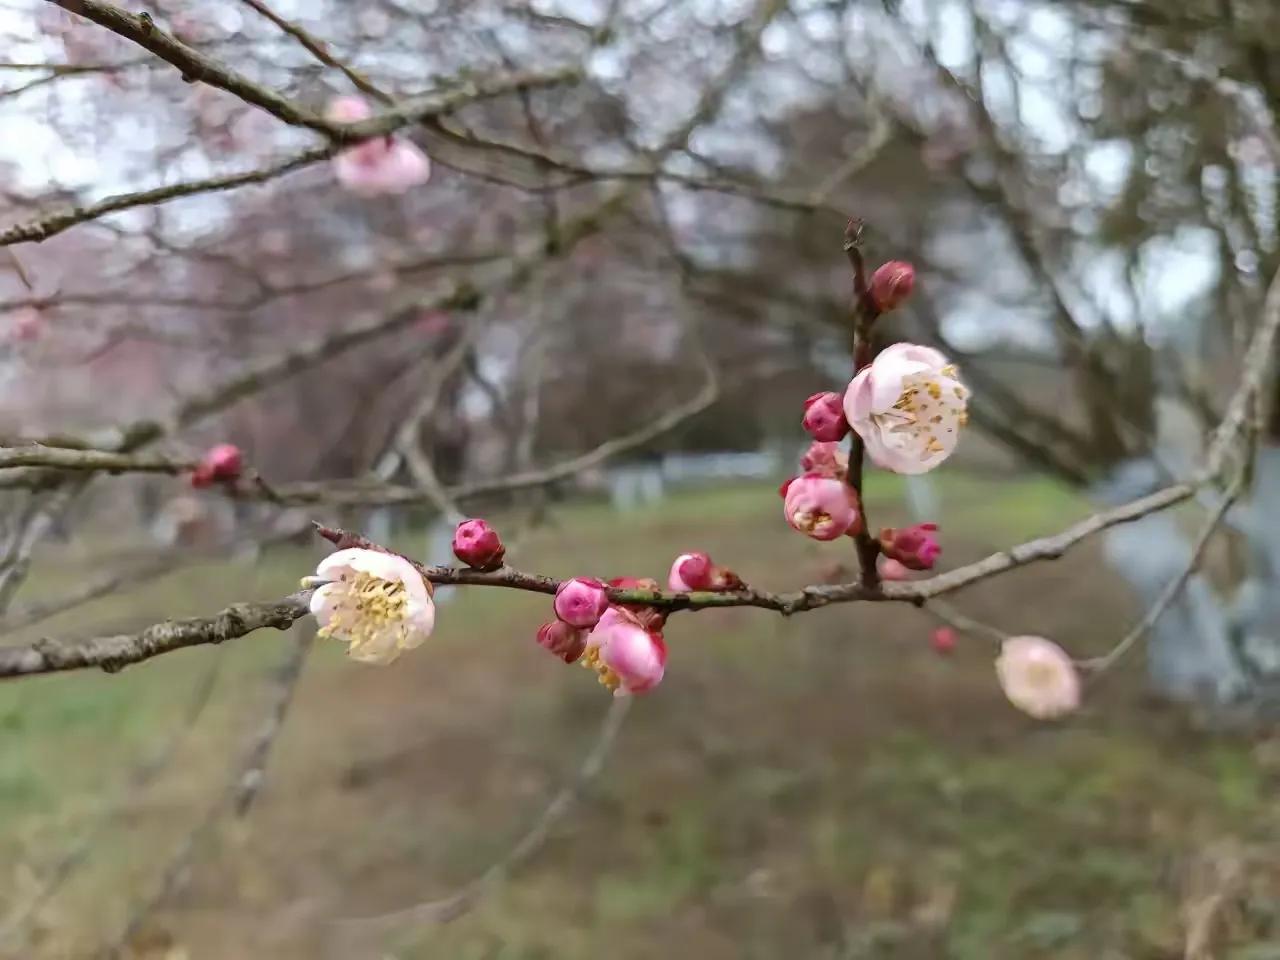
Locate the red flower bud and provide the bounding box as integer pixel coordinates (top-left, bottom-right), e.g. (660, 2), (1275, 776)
(778, 476), (797, 499)
(870, 260), (915, 312)
(452, 518), (505, 571)
(802, 392), (849, 442)
(879, 523), (941, 571)
(931, 627), (957, 656)
(537, 620), (588, 664)
(203, 443), (243, 481)
(189, 463), (215, 489)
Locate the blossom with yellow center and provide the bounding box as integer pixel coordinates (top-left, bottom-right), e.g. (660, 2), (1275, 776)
(307, 548), (435, 665)
(995, 635), (1080, 720)
(843, 343), (969, 475)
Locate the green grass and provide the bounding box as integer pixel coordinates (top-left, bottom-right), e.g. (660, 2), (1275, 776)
(1, 473), (1278, 960)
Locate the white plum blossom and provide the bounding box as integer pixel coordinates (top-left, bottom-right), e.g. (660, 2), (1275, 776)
(995, 635), (1081, 720)
(308, 548), (435, 665)
(843, 343), (969, 475)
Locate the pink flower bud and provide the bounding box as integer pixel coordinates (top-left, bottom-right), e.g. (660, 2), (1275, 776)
(802, 392), (850, 442)
(870, 260), (915, 312)
(708, 565), (745, 591)
(877, 557), (911, 581)
(189, 463), (215, 489)
(585, 607), (667, 695)
(800, 441), (848, 478)
(931, 627), (957, 655)
(783, 474), (860, 541)
(668, 552), (713, 592)
(554, 577), (610, 628)
(536, 620), (587, 664)
(879, 523), (941, 571)
(203, 443), (243, 481)
(452, 518), (505, 571)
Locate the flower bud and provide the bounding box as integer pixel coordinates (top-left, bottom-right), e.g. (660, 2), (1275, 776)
(870, 260), (915, 312)
(189, 463), (216, 489)
(554, 577), (610, 628)
(452, 518), (505, 571)
(879, 523), (941, 571)
(668, 552), (713, 592)
(800, 441), (848, 478)
(877, 557), (911, 581)
(931, 627), (957, 655)
(783, 474), (860, 541)
(536, 620), (587, 664)
(802, 392), (850, 442)
(203, 443), (243, 481)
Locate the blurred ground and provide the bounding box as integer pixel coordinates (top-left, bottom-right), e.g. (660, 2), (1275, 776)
(2, 476), (1279, 960)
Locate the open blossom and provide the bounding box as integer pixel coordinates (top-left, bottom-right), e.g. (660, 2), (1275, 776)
(843, 343), (969, 475)
(800, 441), (848, 478)
(554, 577), (610, 628)
(452, 519), (505, 571)
(536, 620), (588, 664)
(995, 635), (1080, 720)
(783, 474), (860, 541)
(309, 548), (435, 665)
(326, 96), (431, 196)
(583, 607), (666, 695)
(802, 392), (850, 442)
(880, 523), (941, 571)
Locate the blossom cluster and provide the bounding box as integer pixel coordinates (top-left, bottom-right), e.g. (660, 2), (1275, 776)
(289, 254), (1080, 720)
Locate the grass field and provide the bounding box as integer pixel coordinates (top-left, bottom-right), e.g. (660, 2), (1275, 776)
(2, 476), (1279, 959)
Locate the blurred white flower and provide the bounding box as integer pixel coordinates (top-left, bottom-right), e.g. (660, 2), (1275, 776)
(995, 635), (1080, 720)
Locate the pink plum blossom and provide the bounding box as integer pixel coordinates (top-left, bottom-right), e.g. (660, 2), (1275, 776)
(995, 635), (1081, 720)
(583, 607), (667, 695)
(326, 96), (431, 196)
(843, 343), (969, 475)
(554, 577), (610, 628)
(879, 522), (942, 570)
(309, 548), (435, 665)
(783, 474), (860, 541)
(801, 392), (850, 442)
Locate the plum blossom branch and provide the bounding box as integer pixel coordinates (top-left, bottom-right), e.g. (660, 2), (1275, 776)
(0, 65), (576, 247)
(0, 592), (310, 679)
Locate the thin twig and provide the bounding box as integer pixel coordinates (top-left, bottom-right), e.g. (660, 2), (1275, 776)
(1080, 469), (1248, 676)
